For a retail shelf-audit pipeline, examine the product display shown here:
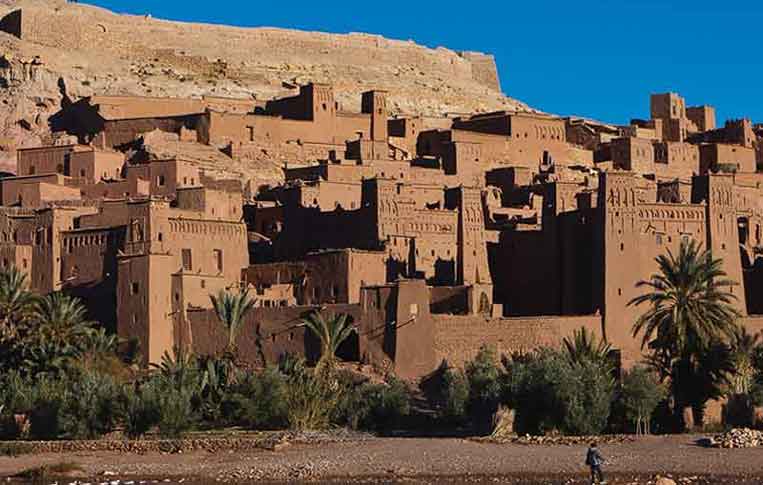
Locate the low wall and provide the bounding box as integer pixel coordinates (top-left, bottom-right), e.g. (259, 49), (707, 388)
(433, 314), (602, 367)
(434, 312), (763, 373)
(185, 304), (362, 367)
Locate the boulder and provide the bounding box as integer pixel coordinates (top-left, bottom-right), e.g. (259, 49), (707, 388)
(656, 478), (677, 485)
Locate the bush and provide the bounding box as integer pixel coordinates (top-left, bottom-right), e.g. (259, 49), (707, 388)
(465, 346), (504, 433)
(223, 367), (288, 429)
(155, 386), (196, 439)
(750, 379), (763, 407)
(440, 366), (469, 424)
(507, 350), (614, 436)
(120, 382), (160, 439)
(620, 367), (666, 434)
(560, 359), (615, 435)
(0, 371), (35, 439)
(724, 393), (755, 428)
(505, 351), (563, 435)
(347, 379), (410, 432)
(60, 371), (119, 439)
(284, 365), (338, 431)
(28, 377), (67, 440)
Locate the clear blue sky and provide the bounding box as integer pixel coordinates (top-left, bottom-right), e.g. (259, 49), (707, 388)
(84, 0), (762, 125)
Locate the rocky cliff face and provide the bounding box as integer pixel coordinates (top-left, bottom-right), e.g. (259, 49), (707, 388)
(0, 0), (531, 171)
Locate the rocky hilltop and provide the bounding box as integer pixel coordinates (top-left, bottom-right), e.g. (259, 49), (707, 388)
(0, 0), (530, 171)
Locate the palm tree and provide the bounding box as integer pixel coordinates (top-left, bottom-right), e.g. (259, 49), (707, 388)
(0, 266), (37, 342)
(75, 328), (126, 377)
(153, 346), (200, 393)
(210, 288), (256, 350)
(562, 327), (613, 369)
(729, 326), (761, 395)
(629, 239), (740, 428)
(33, 292), (94, 348)
(300, 311), (356, 369)
(630, 239), (739, 356)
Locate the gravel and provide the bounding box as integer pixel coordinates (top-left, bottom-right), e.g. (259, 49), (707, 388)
(3, 434), (763, 484)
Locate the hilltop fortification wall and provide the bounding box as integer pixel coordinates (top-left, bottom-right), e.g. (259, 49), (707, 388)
(0, 1), (502, 93)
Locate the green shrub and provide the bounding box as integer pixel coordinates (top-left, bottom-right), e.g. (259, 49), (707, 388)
(0, 371), (35, 414)
(351, 379), (410, 432)
(156, 386), (196, 438)
(224, 368), (288, 429)
(120, 382), (160, 439)
(507, 350), (614, 436)
(60, 371), (119, 439)
(28, 377), (67, 440)
(560, 359), (615, 436)
(506, 351), (565, 435)
(465, 346), (504, 432)
(620, 367), (666, 434)
(440, 366), (469, 424)
(0, 371), (35, 439)
(750, 379), (763, 407)
(284, 365), (338, 431)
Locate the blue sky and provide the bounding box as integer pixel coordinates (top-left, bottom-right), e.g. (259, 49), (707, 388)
(84, 0), (762, 125)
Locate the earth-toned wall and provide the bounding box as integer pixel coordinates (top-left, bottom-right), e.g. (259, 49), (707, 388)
(433, 314), (603, 367)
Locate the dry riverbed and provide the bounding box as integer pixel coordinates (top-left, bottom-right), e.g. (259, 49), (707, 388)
(0, 433), (761, 484)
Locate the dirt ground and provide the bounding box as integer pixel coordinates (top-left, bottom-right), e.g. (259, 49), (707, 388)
(0, 434), (762, 483)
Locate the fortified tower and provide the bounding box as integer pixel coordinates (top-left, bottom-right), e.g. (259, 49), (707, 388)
(452, 186), (491, 287)
(597, 171), (640, 349)
(361, 90), (388, 142)
(699, 174), (747, 314)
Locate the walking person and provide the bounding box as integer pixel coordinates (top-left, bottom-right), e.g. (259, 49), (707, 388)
(585, 441), (606, 484)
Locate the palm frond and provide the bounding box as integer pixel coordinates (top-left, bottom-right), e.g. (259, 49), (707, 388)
(210, 288), (256, 349)
(301, 311), (356, 369)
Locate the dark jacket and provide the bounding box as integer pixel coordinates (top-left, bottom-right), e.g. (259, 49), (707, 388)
(585, 447), (603, 467)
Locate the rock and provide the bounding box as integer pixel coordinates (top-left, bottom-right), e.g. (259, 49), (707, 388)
(713, 428), (763, 448)
(656, 478), (677, 485)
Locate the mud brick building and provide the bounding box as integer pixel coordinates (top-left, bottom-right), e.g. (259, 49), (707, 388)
(2, 84), (763, 382)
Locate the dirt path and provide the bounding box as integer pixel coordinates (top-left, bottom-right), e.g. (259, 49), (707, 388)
(0, 434), (760, 483)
